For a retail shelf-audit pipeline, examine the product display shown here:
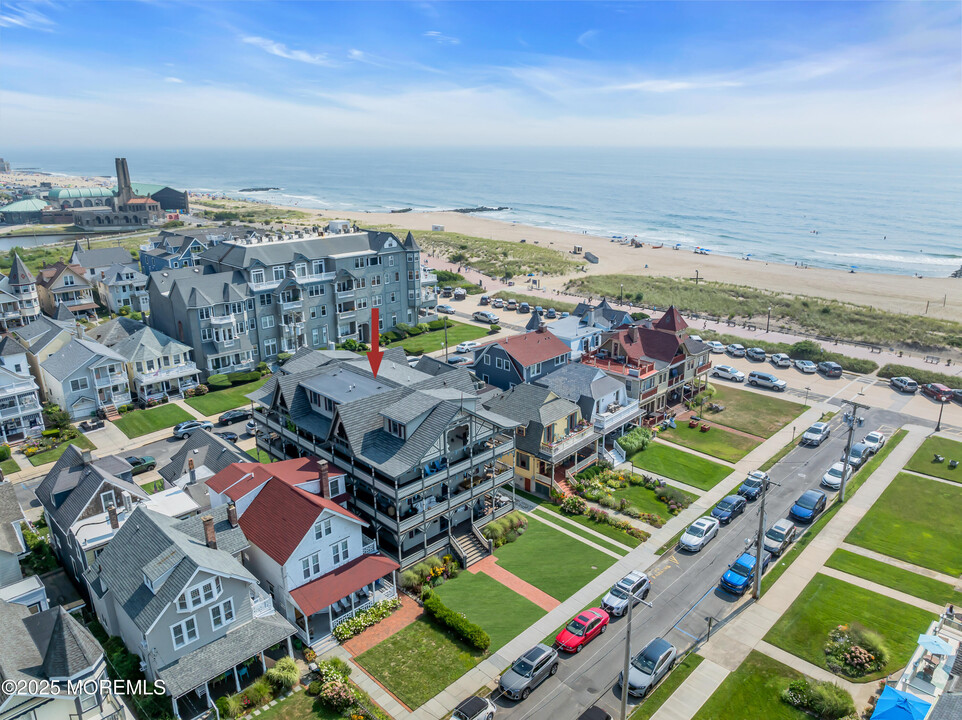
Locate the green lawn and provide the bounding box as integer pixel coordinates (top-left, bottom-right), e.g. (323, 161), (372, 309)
(612, 483), (698, 518)
(434, 571), (546, 651)
(355, 618), (484, 709)
(705, 384), (807, 439)
(397, 320), (489, 355)
(904, 435), (962, 484)
(517, 489), (644, 549)
(847, 472), (962, 576)
(826, 549), (962, 607)
(493, 520), (617, 601)
(0, 458), (20, 476)
(631, 653), (704, 720)
(185, 377), (268, 416)
(765, 574), (936, 681)
(692, 651), (809, 720)
(658, 422), (759, 462)
(531, 508), (633, 554)
(251, 691), (341, 720)
(629, 444), (732, 491)
(113, 405), (194, 439)
(28, 435), (96, 466)
(246, 448), (273, 463)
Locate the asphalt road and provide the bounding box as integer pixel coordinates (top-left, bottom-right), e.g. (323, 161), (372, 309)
(491, 404), (906, 720)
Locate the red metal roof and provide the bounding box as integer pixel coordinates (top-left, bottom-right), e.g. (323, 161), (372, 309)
(606, 326), (682, 364)
(654, 306), (688, 333)
(487, 328), (570, 368)
(289, 554), (400, 616)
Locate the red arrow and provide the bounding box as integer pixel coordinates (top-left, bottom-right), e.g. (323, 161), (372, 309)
(368, 307), (384, 377)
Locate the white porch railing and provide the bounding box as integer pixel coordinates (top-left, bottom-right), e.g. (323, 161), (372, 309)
(250, 587), (274, 618)
(362, 541), (377, 555)
(541, 424), (596, 459)
(593, 401), (641, 433)
(136, 361), (198, 383)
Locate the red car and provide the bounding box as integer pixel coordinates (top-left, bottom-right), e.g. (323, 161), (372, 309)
(922, 383), (953, 402)
(555, 607), (609, 653)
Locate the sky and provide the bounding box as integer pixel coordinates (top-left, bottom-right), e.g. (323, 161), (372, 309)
(1, 1), (959, 148)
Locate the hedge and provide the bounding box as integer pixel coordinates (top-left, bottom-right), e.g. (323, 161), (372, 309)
(427, 319), (448, 331)
(207, 373), (231, 389)
(0, 444), (9, 462)
(421, 588), (491, 651)
(878, 363), (961, 387)
(617, 426), (652, 455)
(227, 371), (261, 384)
(700, 333), (879, 374)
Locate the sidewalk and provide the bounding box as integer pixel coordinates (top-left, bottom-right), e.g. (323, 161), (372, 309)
(649, 425), (929, 720)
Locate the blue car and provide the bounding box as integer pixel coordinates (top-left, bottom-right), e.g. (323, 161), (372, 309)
(737, 471), (770, 501)
(710, 495), (747, 525)
(719, 552), (772, 595)
(789, 489), (827, 523)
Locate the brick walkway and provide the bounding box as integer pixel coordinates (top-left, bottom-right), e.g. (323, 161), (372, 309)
(342, 593), (422, 657)
(468, 555), (561, 612)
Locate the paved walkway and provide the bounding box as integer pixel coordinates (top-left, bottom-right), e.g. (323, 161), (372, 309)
(327, 645), (412, 719)
(468, 555), (561, 612)
(839, 542), (962, 588)
(342, 594), (423, 657)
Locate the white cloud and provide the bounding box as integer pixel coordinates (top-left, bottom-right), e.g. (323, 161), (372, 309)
(424, 30), (460, 46)
(164, 76), (184, 83)
(577, 29), (598, 48)
(242, 36), (336, 66)
(0, 2), (55, 31)
(348, 49), (365, 60)
(608, 79), (743, 93)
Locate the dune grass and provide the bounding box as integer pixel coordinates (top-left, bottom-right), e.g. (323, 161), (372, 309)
(413, 230), (580, 277)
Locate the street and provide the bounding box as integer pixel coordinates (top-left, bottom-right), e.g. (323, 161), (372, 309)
(491, 404), (906, 720)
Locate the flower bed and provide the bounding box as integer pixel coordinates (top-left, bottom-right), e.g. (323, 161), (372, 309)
(570, 468), (693, 525)
(332, 598), (402, 642)
(305, 658), (392, 720)
(823, 624), (888, 678)
(782, 677), (856, 719)
(399, 554), (462, 594)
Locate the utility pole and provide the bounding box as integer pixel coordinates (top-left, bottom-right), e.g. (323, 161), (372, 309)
(753, 477), (768, 600)
(766, 306), (772, 333)
(443, 316), (449, 361)
(620, 592), (654, 720)
(936, 401), (945, 432)
(839, 398), (870, 502)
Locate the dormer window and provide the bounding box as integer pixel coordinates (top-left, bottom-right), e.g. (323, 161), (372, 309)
(314, 519), (332, 540)
(251, 269), (265, 284)
(63, 275), (75, 286)
(272, 265), (286, 281)
(386, 418), (406, 439)
(176, 577), (222, 612)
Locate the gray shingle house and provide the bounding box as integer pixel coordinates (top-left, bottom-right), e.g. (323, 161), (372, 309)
(0, 600), (124, 720)
(139, 227), (255, 274)
(145, 225), (434, 378)
(0, 336), (43, 444)
(247, 347), (519, 569)
(84, 505), (297, 720)
(94, 263), (150, 314)
(0, 253), (42, 330)
(470, 325), (571, 390)
(158, 429), (254, 510)
(40, 337), (131, 419)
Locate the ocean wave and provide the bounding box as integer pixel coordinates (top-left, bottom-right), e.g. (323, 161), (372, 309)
(815, 251), (962, 266)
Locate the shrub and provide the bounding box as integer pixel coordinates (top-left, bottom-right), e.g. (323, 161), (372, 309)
(303, 647), (317, 663)
(206, 373), (230, 389)
(783, 678), (855, 719)
(41, 428), (60, 437)
(598, 494), (620, 509)
(318, 678), (356, 710)
(118, 305), (131, 316)
(306, 680), (322, 696)
(400, 569), (420, 592)
(488, 325), (501, 334)
(427, 319), (447, 331)
(257, 361), (269, 373)
(43, 405), (71, 431)
(422, 588), (491, 651)
(227, 371), (261, 385)
(0, 444), (9, 462)
(395, 323), (413, 337)
(317, 657), (352, 680)
(618, 426), (652, 455)
(560, 495), (587, 515)
(406, 325), (424, 336)
(277, 352), (292, 364)
(216, 695), (239, 718)
(244, 677), (273, 705)
(332, 598), (402, 641)
(265, 656), (299, 690)
(878, 363), (959, 387)
(656, 486), (691, 509)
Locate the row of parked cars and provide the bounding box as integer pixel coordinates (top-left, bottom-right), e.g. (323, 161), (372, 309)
(479, 295), (570, 320)
(891, 376), (962, 403)
(699, 338), (845, 376)
(711, 365), (789, 391)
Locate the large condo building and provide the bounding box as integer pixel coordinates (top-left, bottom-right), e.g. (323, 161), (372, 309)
(146, 225), (437, 377)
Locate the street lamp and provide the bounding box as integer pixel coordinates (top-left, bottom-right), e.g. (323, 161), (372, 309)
(804, 386), (811, 405)
(620, 283), (624, 306)
(936, 401), (945, 432)
(766, 306), (772, 333)
(619, 591), (654, 720)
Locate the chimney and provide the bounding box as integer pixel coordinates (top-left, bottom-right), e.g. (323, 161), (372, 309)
(318, 460), (330, 498)
(107, 504), (119, 530)
(537, 322), (547, 333)
(202, 515), (216, 549)
(188, 458), (196, 484)
(81, 449), (92, 465)
(122, 490), (132, 513)
(627, 326), (638, 343)
(227, 503), (238, 528)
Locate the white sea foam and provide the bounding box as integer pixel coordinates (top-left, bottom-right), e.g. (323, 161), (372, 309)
(815, 251), (962, 266)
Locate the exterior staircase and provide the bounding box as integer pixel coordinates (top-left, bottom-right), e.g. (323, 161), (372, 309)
(553, 465), (574, 497)
(102, 404), (121, 422)
(453, 531), (489, 568)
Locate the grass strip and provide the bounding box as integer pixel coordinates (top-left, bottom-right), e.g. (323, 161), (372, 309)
(656, 423), (760, 463)
(844, 428), (906, 496)
(656, 527), (687, 556)
(629, 444), (732, 491)
(0, 458), (20, 476)
(531, 508), (630, 555)
(903, 435), (962, 484)
(825, 549), (962, 607)
(631, 653), (705, 720)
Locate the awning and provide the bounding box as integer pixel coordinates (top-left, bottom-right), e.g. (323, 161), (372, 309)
(290, 554), (399, 616)
(67, 303), (98, 311)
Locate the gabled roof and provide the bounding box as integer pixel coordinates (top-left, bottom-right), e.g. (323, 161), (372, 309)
(0, 483), (26, 556)
(482, 328), (570, 368)
(158, 430), (252, 486)
(483, 383), (577, 428)
(86, 315), (146, 346)
(73, 247), (135, 270)
(53, 302), (77, 322)
(197, 229), (405, 270)
(100, 324), (192, 362)
(603, 325), (684, 365)
(41, 337), (126, 381)
(0, 335), (25, 358)
(536, 363), (624, 404)
(654, 306), (688, 333)
(35, 261), (90, 290)
(147, 266), (247, 309)
(7, 253), (34, 285)
(99, 263), (147, 286)
(290, 554), (399, 616)
(9, 315), (74, 354)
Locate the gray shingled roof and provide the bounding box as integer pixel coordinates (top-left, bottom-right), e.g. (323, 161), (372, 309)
(73, 247), (136, 269)
(483, 384), (578, 456)
(158, 430), (252, 485)
(0, 483), (26, 555)
(85, 505), (252, 634)
(41, 337), (126, 381)
(99, 263), (147, 286)
(928, 693), (962, 720)
(86, 315), (146, 346)
(0, 336), (24, 358)
(53, 302), (76, 322)
(146, 266), (246, 309)
(11, 315), (74, 354)
(197, 229), (404, 269)
(535, 363), (625, 421)
(108, 326), (192, 363)
(7, 253), (34, 285)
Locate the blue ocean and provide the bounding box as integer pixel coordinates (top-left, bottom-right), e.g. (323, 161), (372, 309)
(8, 147), (962, 277)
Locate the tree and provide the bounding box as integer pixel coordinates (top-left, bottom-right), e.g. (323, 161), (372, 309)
(43, 405), (71, 431)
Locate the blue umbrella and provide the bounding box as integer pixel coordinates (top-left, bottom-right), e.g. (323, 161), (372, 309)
(918, 633), (953, 655)
(871, 686), (931, 720)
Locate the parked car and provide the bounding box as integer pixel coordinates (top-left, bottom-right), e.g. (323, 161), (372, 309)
(821, 462), (852, 490)
(763, 519), (797, 556)
(711, 495), (747, 525)
(890, 376), (918, 393)
(678, 516), (720, 552)
(789, 489), (827, 522)
(473, 310), (499, 324)
(172, 420), (213, 439)
(770, 353), (792, 367)
(219, 408), (252, 425)
(437, 304), (456, 315)
(215, 431), (239, 443)
(922, 383), (954, 402)
(576, 708), (612, 720)
(719, 551), (772, 595)
(555, 607), (609, 653)
(738, 471), (771, 501)
(452, 696), (497, 720)
(689, 335), (703, 343)
(726, 343), (746, 357)
(747, 371), (787, 391)
(712, 365), (745, 382)
(519, 302), (531, 314)
(499, 644), (559, 701)
(953, 389), (962, 404)
(794, 359), (817, 374)
(492, 298), (505, 308)
(601, 571), (650, 616)
(619, 637), (676, 697)
(506, 299), (518, 310)
(534, 306), (543, 315)
(479, 295), (490, 305)
(800, 422), (831, 447)
(705, 340), (726, 354)
(125, 455), (156, 475)
(545, 308), (557, 319)
(818, 361), (843, 377)
(245, 419), (265, 436)
(447, 356), (473, 366)
(847, 442), (872, 468)
(456, 340), (480, 353)
(453, 287), (467, 300)
(746, 347), (767, 361)
(441, 286), (454, 298)
(560, 311), (570, 318)
(861, 430), (886, 452)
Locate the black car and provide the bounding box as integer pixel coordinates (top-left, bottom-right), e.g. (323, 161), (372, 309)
(954, 389), (962, 405)
(817, 361), (843, 377)
(219, 409), (252, 425)
(215, 431), (239, 443)
(577, 707), (613, 720)
(710, 495), (747, 525)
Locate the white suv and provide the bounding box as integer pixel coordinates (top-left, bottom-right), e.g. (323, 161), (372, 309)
(748, 371), (788, 391)
(890, 376), (918, 393)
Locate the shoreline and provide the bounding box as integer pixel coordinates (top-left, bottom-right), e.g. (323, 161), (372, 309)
(3, 168), (960, 320)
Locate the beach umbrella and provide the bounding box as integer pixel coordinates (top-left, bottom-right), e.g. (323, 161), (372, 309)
(917, 634), (953, 655)
(871, 686), (931, 720)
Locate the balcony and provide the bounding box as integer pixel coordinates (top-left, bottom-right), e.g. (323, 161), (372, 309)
(0, 402), (41, 419)
(135, 361), (198, 383)
(210, 314), (234, 325)
(282, 322), (305, 334)
(0, 309), (19, 320)
(540, 424), (596, 460)
(667, 375), (683, 387)
(281, 300), (303, 312)
(249, 278), (282, 292)
(337, 331), (357, 341)
(421, 271), (438, 283)
(250, 586), (274, 619)
(362, 540), (377, 555)
(696, 361), (712, 374)
(641, 387), (659, 401)
(337, 310), (356, 320)
(93, 372), (126, 388)
(593, 400), (641, 433)
(304, 270), (335, 284)
(336, 289), (355, 300)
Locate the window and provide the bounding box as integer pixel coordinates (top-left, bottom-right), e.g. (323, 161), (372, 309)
(312, 260), (324, 275)
(272, 266), (286, 281)
(301, 552), (321, 580)
(329, 476), (342, 496)
(294, 263), (307, 277)
(408, 290), (415, 301)
(201, 328), (213, 342)
(319, 305), (327, 317)
(394, 272), (400, 282)
(171, 617), (198, 649)
(264, 338), (277, 356)
(496, 357), (508, 371)
(79, 690), (99, 712)
(63, 274), (75, 287)
(198, 307), (211, 320)
(259, 293), (273, 307)
(261, 316), (275, 329)
(532, 362), (543, 376)
(308, 284), (323, 297)
(251, 269), (265, 284)
(354, 257), (367, 269)
(484, 354), (491, 365)
(323, 396), (336, 413)
(177, 577), (222, 611)
(386, 418), (405, 439)
(371, 275), (381, 287)
(555, 355), (565, 365)
(210, 598), (235, 630)
(389, 256), (395, 266)
(389, 292), (398, 303)
(312, 328), (319, 346)
(70, 377), (89, 392)
(310, 307), (317, 319)
(100, 490), (114, 509)
(332, 539), (349, 565)
(314, 519), (332, 539)
(372, 294), (382, 307)
(408, 270), (415, 281)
